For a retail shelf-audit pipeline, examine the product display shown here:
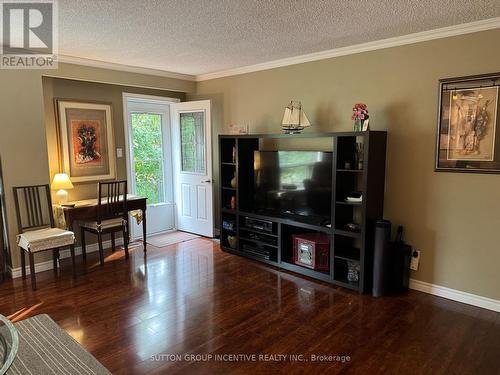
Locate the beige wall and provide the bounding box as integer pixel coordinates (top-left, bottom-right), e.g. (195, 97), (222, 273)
(0, 63), (194, 269)
(43, 77), (185, 201)
(196, 29), (500, 300)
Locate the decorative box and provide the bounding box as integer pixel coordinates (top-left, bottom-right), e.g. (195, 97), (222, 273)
(292, 233), (330, 271)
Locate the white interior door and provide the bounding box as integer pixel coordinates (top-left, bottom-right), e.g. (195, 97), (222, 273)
(124, 94), (179, 239)
(172, 100), (214, 237)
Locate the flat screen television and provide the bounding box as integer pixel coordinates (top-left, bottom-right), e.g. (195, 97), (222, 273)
(253, 151), (332, 223)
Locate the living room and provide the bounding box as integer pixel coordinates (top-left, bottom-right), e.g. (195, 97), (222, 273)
(0, 1), (499, 374)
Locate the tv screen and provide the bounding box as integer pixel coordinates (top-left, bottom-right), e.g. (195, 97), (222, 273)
(253, 151), (332, 220)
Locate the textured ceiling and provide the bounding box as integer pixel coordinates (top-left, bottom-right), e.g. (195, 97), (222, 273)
(58, 0), (500, 76)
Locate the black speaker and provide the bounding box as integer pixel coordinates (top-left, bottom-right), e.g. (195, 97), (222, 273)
(390, 226), (411, 293)
(372, 220), (391, 297)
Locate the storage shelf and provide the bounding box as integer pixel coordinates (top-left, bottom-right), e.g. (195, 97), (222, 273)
(279, 261), (330, 282)
(239, 236), (278, 248)
(221, 244), (238, 252)
(219, 132), (387, 294)
(334, 247), (360, 262)
(223, 246), (279, 267)
(333, 229), (361, 238)
(334, 254), (360, 263)
(240, 226), (278, 238)
(239, 210), (331, 234)
(336, 169), (363, 173)
(332, 278), (360, 291)
(219, 131), (376, 139)
(336, 201), (362, 206)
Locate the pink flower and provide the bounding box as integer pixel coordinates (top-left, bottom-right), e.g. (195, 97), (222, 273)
(352, 102), (369, 122)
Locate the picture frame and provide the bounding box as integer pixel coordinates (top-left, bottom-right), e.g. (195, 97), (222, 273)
(435, 72), (500, 173)
(56, 99), (116, 182)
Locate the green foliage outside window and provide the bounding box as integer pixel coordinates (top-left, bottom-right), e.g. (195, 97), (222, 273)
(131, 113), (164, 204)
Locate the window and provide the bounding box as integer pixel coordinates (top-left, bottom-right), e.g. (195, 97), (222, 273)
(180, 112), (206, 174)
(131, 113), (165, 204)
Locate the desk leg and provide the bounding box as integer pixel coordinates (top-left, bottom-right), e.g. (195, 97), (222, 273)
(142, 209), (147, 253)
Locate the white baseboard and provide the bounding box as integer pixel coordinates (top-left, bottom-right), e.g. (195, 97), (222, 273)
(9, 238), (124, 279)
(409, 279), (500, 313)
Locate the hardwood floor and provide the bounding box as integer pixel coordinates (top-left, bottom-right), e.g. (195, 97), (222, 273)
(0, 238), (498, 374)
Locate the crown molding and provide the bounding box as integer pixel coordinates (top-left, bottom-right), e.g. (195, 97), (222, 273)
(58, 55), (197, 81)
(7, 17), (498, 83)
(195, 17), (500, 82)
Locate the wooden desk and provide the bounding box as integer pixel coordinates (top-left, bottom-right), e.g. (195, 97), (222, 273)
(55, 195), (147, 252)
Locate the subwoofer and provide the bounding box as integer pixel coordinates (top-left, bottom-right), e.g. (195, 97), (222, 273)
(373, 220), (391, 297)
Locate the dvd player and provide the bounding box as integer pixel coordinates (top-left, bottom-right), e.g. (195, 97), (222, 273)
(244, 217), (273, 233)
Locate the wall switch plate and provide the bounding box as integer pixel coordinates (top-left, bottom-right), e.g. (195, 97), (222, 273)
(116, 148), (123, 158)
(410, 249), (421, 271)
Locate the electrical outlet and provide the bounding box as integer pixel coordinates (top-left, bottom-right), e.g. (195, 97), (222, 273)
(410, 249), (421, 271)
(116, 148), (123, 158)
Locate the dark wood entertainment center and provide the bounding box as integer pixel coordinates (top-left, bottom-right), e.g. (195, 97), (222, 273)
(219, 131), (387, 293)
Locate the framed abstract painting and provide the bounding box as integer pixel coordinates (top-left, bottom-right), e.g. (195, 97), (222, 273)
(56, 100), (116, 182)
(436, 72), (500, 173)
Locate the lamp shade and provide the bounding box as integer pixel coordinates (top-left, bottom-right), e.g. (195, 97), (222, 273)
(51, 173), (74, 190)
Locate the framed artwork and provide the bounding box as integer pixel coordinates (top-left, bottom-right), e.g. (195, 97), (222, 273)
(56, 100), (116, 182)
(436, 72), (500, 173)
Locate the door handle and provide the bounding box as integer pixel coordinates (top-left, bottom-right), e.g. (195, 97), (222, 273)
(202, 179), (213, 183)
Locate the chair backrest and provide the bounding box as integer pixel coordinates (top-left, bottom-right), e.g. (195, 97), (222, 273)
(12, 184), (54, 233)
(97, 180), (128, 223)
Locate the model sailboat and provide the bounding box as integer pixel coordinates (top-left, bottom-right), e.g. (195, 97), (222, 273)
(281, 101), (311, 134)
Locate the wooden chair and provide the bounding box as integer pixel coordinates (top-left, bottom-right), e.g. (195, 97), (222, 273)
(80, 181), (129, 266)
(13, 184), (76, 291)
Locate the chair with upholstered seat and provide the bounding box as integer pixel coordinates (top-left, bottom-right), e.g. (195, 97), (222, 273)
(80, 180), (129, 266)
(13, 184), (76, 291)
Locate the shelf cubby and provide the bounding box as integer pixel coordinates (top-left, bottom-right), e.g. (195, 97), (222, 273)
(334, 235), (361, 262)
(220, 138), (236, 164)
(336, 136), (365, 171)
(280, 223), (330, 276)
(333, 258), (360, 289)
(221, 164), (237, 190)
(221, 182), (237, 211)
(221, 212), (237, 250)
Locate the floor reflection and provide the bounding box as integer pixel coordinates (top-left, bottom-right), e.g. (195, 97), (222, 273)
(0, 237), (497, 374)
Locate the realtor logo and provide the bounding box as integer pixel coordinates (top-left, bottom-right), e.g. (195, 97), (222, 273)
(1, 0), (58, 69)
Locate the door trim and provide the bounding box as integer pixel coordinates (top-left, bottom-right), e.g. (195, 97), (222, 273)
(122, 93), (180, 239)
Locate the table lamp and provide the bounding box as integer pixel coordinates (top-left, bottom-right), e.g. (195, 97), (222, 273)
(51, 173), (74, 204)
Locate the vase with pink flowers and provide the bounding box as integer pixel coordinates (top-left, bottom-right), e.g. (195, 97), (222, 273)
(352, 103), (369, 132)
